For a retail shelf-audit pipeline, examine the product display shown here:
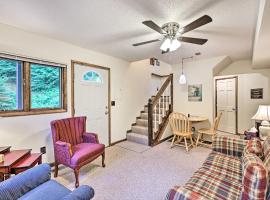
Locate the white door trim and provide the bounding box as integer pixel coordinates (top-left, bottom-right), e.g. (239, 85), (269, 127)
(71, 60), (111, 146)
(214, 76), (238, 134)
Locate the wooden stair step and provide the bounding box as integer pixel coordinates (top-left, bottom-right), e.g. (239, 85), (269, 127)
(11, 153), (42, 174)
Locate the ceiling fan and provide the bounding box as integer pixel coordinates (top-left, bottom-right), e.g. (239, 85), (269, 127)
(132, 15), (212, 54)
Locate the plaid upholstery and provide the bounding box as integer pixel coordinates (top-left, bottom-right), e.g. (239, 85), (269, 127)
(244, 138), (263, 160)
(165, 186), (208, 200)
(184, 152), (242, 200)
(212, 136), (247, 158)
(263, 136), (270, 158)
(241, 153), (268, 200)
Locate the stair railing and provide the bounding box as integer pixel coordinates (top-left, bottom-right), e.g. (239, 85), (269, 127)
(148, 74), (173, 146)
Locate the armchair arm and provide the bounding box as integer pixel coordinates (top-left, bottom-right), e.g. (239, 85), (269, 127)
(212, 135), (247, 158)
(165, 186), (208, 200)
(83, 132), (99, 144)
(55, 141), (73, 165)
(0, 164), (51, 200)
(62, 185), (94, 200)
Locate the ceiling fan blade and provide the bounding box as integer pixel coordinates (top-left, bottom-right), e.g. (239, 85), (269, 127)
(132, 39), (161, 46)
(142, 20), (165, 34)
(178, 37), (208, 45)
(180, 15), (212, 34)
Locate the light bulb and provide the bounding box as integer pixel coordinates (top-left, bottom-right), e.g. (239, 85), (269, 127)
(179, 73), (186, 84)
(160, 38), (171, 51)
(170, 39), (181, 52)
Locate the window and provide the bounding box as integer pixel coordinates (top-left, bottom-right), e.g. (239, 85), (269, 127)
(0, 58), (23, 111)
(83, 71), (102, 83)
(0, 54), (67, 116)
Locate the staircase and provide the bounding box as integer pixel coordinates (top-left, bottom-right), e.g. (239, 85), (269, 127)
(127, 74), (173, 146)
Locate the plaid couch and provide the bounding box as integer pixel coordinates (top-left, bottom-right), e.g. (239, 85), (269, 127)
(165, 135), (270, 200)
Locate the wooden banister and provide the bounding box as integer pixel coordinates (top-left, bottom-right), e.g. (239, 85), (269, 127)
(148, 73), (173, 146)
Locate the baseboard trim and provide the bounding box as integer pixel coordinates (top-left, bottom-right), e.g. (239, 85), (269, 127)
(110, 138), (127, 146)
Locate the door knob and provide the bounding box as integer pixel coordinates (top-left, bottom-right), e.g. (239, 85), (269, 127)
(105, 111), (109, 115)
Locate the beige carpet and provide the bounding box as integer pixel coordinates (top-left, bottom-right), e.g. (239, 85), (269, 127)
(54, 141), (211, 200)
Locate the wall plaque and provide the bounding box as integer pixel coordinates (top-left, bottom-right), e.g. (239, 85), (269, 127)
(251, 88), (263, 99)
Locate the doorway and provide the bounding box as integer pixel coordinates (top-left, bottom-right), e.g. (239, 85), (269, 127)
(215, 77), (238, 134)
(71, 60), (111, 146)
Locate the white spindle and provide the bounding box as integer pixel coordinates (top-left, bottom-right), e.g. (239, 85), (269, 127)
(154, 104), (157, 133)
(159, 98), (161, 124)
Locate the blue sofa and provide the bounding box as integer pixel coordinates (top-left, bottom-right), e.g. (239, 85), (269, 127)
(0, 164), (94, 200)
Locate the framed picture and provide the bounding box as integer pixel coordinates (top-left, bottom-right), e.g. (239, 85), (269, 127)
(188, 84), (202, 102)
(251, 88), (263, 99)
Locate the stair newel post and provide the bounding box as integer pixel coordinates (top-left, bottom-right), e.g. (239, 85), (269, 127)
(170, 74), (173, 113)
(148, 98), (153, 146)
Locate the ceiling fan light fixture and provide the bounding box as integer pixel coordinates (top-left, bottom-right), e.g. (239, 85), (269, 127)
(160, 38), (171, 51)
(169, 39), (181, 52)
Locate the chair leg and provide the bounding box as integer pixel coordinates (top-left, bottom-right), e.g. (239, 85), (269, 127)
(196, 133), (201, 146)
(54, 163), (58, 178)
(102, 152), (106, 167)
(74, 169), (80, 188)
(184, 137), (188, 152)
(190, 135), (194, 147)
(170, 135), (176, 148)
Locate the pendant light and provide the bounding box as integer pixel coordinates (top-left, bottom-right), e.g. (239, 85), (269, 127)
(179, 58), (187, 84)
(179, 56), (193, 85)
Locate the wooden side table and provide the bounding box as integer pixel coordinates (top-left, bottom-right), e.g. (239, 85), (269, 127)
(0, 148), (42, 182)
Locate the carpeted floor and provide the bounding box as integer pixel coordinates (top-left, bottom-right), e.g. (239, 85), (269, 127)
(54, 141), (211, 200)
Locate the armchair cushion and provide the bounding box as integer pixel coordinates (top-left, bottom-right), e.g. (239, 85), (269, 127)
(62, 185), (95, 200)
(19, 180), (70, 200)
(212, 136), (247, 158)
(83, 132), (99, 144)
(241, 153), (268, 200)
(165, 186), (208, 200)
(71, 143), (105, 167)
(0, 164), (51, 200)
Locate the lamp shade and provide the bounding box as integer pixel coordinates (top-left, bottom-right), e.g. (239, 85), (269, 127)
(252, 105), (270, 121)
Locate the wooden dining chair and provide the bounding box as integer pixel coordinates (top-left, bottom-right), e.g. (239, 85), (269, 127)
(169, 112), (194, 152)
(196, 112), (222, 147)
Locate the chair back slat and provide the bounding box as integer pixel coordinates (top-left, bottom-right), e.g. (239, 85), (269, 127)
(211, 112), (222, 132)
(51, 116), (86, 146)
(169, 112), (189, 133)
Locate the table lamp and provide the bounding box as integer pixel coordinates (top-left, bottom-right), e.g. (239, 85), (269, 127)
(252, 105), (270, 140)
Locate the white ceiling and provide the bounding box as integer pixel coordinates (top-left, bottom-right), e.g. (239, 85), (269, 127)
(0, 0), (260, 64)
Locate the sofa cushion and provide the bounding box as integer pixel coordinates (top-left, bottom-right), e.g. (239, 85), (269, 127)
(184, 151), (242, 200)
(243, 138), (263, 159)
(18, 180), (71, 200)
(241, 153), (268, 200)
(71, 143), (105, 167)
(0, 164), (51, 200)
(263, 136), (270, 157)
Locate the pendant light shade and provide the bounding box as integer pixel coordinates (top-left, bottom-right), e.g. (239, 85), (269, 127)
(179, 73), (187, 84)
(160, 38), (171, 51)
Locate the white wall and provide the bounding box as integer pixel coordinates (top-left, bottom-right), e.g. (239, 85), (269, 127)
(124, 59), (172, 129)
(0, 23), (132, 162)
(172, 56), (229, 124)
(0, 23), (174, 163)
(217, 60), (270, 133)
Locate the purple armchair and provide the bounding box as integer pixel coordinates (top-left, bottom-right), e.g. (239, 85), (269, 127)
(51, 116), (105, 188)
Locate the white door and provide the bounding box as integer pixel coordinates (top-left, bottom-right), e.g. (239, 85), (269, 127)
(74, 63), (110, 146)
(216, 78), (237, 134)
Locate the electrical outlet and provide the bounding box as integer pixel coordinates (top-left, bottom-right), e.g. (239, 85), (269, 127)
(40, 146), (46, 154)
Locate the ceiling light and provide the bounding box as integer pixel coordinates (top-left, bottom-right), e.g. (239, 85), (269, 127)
(179, 73), (187, 84)
(160, 38), (171, 51)
(170, 39), (181, 52)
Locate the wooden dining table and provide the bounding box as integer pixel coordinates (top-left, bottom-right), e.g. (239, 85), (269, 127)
(188, 116), (209, 141)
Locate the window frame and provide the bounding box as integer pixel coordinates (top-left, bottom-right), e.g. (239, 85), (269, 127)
(0, 55), (67, 117)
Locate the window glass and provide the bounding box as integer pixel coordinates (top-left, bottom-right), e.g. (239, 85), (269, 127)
(30, 64), (61, 109)
(0, 58), (23, 111)
(83, 71), (102, 83)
